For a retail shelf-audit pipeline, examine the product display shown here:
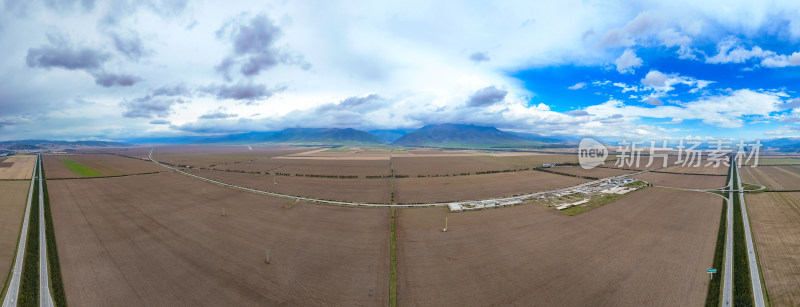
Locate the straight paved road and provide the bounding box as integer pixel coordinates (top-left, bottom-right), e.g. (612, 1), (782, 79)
(38, 155), (55, 307)
(2, 156), (37, 307)
(723, 161), (733, 307)
(734, 162), (766, 307)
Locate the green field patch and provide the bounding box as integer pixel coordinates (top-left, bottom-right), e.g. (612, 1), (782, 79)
(754, 158), (800, 165)
(60, 159), (101, 177)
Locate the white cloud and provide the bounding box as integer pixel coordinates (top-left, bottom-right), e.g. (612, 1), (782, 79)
(585, 89), (783, 128)
(568, 82), (586, 90)
(614, 49), (643, 74)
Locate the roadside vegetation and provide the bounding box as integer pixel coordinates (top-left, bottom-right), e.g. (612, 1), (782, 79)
(19, 172), (39, 306)
(705, 199), (727, 307)
(40, 162), (66, 306)
(59, 159), (100, 177)
(732, 168), (754, 306)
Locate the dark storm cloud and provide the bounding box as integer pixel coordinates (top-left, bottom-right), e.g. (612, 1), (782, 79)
(315, 94), (386, 113)
(215, 13), (309, 79)
(91, 72), (143, 87)
(199, 112), (237, 119)
(26, 34), (143, 87)
(110, 30), (150, 61)
(121, 96), (186, 118)
(201, 82), (286, 101)
(469, 51), (490, 63)
(120, 84), (192, 118)
(26, 43), (109, 70)
(466, 86), (507, 107)
(152, 83), (191, 96)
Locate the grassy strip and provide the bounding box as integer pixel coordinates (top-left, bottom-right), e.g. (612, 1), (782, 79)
(732, 169), (754, 306)
(389, 208), (397, 307)
(59, 159), (100, 177)
(47, 171), (161, 180)
(705, 199), (727, 307)
(41, 161), (66, 306)
(18, 172), (39, 306)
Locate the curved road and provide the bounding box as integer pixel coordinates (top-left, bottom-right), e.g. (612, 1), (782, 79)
(148, 149), (648, 209)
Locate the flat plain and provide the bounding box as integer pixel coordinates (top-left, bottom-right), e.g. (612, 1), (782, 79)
(548, 165), (634, 178)
(395, 188), (720, 306)
(0, 155), (36, 179)
(44, 154), (163, 178)
(0, 181), (30, 292)
(49, 172), (390, 306)
(632, 172), (727, 189)
(745, 192), (800, 306)
(393, 170), (588, 203)
(739, 165), (800, 190)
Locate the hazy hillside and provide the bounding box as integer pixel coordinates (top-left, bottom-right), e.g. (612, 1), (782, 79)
(392, 123), (549, 149)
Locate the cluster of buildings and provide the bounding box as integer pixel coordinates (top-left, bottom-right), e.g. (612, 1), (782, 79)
(447, 176), (645, 213)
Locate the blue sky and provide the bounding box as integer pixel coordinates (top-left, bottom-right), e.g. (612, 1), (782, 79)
(1, 0), (800, 141)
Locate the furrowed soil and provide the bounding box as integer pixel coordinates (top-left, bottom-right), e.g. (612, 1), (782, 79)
(44, 154), (163, 178)
(394, 170), (588, 204)
(547, 165), (634, 178)
(0, 155), (36, 179)
(183, 169), (393, 203)
(396, 188), (720, 306)
(739, 165), (800, 190)
(0, 181), (30, 291)
(632, 172), (727, 189)
(745, 192), (800, 306)
(48, 172), (390, 306)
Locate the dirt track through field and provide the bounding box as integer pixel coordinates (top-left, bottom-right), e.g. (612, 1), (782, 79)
(396, 187), (720, 306)
(49, 173), (390, 306)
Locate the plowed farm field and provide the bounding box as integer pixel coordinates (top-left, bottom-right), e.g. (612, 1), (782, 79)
(633, 172), (727, 189)
(394, 170), (588, 203)
(739, 165), (800, 190)
(43, 154), (164, 178)
(48, 172), (390, 306)
(0, 181), (30, 290)
(745, 192), (800, 306)
(396, 187), (720, 306)
(0, 155), (36, 179)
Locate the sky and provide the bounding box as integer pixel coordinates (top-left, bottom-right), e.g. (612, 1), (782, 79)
(2, 0), (800, 142)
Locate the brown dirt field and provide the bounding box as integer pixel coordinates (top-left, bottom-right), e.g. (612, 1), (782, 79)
(220, 158), (391, 177)
(633, 172), (727, 189)
(739, 166), (800, 190)
(0, 155), (36, 179)
(42, 155), (75, 178)
(151, 146), (319, 168)
(44, 154), (164, 178)
(660, 164), (728, 175)
(745, 192), (800, 306)
(185, 169), (393, 204)
(0, 181), (30, 289)
(396, 188), (720, 306)
(548, 165), (634, 178)
(394, 170), (588, 203)
(49, 173), (390, 306)
(393, 155), (577, 177)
